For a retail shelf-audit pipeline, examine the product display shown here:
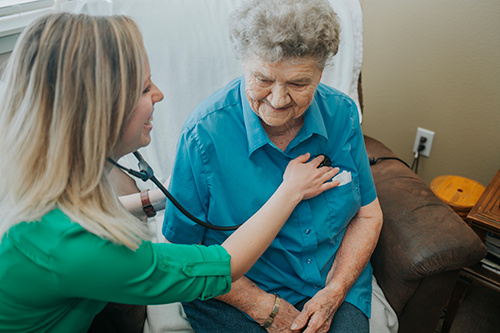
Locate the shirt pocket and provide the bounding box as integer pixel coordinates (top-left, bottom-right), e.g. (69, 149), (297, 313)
(324, 175), (362, 238)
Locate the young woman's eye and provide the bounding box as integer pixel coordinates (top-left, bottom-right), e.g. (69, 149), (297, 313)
(143, 86), (151, 94)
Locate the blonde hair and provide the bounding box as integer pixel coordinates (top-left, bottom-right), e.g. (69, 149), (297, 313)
(0, 13), (150, 249)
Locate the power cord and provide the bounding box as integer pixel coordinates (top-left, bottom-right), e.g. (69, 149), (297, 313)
(369, 157), (411, 169)
(369, 137), (427, 173)
(411, 137), (427, 174)
(411, 151), (421, 173)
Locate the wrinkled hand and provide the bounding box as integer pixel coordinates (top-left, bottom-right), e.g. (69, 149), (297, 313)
(283, 153), (340, 201)
(291, 288), (344, 333)
(266, 298), (300, 333)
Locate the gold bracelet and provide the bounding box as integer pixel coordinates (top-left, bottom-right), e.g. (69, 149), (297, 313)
(260, 294), (281, 328)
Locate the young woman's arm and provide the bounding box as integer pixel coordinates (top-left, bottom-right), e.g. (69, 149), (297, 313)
(221, 153), (339, 281)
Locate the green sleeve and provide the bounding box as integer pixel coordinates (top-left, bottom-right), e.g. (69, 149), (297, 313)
(49, 227), (231, 305)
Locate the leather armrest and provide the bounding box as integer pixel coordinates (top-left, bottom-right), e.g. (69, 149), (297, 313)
(364, 135), (487, 315)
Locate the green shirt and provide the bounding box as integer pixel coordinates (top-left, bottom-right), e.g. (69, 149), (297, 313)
(0, 209), (231, 332)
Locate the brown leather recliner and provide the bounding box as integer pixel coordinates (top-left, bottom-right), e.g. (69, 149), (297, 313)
(364, 135), (487, 333)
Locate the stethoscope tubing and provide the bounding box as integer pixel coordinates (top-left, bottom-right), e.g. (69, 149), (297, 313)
(108, 152), (241, 231)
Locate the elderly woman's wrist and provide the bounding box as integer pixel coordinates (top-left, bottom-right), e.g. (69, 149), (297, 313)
(323, 278), (349, 302)
(245, 292), (277, 324)
(259, 293), (281, 328)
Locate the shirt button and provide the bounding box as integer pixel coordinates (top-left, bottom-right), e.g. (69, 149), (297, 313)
(305, 228), (311, 234)
(306, 259), (312, 264)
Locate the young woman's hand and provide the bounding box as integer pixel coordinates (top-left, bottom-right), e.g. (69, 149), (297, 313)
(282, 153), (340, 201)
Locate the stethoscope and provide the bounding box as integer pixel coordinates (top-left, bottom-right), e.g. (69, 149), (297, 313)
(108, 152), (242, 231)
(108, 151), (332, 231)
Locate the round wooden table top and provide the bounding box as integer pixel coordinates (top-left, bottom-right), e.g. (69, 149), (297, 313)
(430, 175), (486, 209)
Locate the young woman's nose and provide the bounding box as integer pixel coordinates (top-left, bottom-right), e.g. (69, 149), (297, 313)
(152, 83), (164, 104)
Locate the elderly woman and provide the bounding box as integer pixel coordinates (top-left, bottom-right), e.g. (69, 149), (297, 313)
(0, 12), (338, 332)
(162, 0), (383, 332)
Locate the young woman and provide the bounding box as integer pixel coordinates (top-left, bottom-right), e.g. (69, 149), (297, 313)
(0, 13), (339, 332)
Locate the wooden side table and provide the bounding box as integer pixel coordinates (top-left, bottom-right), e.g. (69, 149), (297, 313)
(441, 169), (500, 333)
(430, 175), (486, 219)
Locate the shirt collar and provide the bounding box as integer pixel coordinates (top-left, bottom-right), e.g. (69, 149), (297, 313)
(298, 96), (328, 144)
(240, 80), (272, 156)
(240, 79), (328, 157)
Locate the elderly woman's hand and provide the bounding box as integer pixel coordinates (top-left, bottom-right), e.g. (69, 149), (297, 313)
(290, 286), (343, 333)
(268, 286), (342, 333)
(282, 153), (340, 201)
(265, 298), (300, 333)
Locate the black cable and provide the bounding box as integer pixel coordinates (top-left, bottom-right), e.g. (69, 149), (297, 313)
(369, 157), (411, 169)
(413, 153), (421, 174)
(371, 137), (426, 173)
(410, 152), (419, 172)
(412, 139), (427, 174)
(148, 175), (242, 231)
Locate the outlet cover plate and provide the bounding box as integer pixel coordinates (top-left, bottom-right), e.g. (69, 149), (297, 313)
(413, 127), (435, 157)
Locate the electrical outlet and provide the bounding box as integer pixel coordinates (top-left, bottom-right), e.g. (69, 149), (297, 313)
(413, 127), (435, 157)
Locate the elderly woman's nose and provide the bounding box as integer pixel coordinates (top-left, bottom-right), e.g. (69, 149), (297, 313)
(269, 84), (291, 108)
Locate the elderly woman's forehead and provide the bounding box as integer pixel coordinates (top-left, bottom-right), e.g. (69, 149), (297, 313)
(245, 54), (323, 69)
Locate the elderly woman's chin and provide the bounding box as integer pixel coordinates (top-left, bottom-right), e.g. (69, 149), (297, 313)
(259, 113), (299, 129)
